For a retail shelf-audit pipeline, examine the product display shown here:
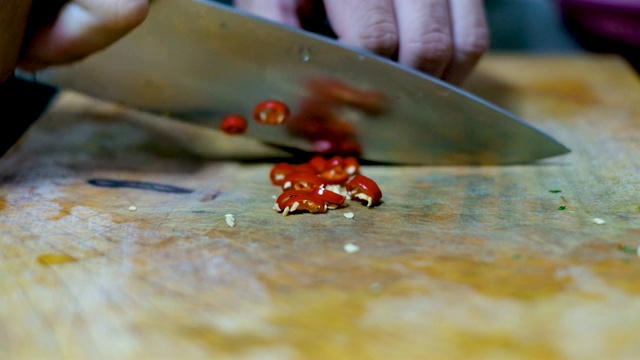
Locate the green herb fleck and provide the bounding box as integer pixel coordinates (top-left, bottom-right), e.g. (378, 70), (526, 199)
(549, 190), (562, 193)
(512, 254), (521, 260)
(558, 205), (566, 210)
(616, 244), (638, 254)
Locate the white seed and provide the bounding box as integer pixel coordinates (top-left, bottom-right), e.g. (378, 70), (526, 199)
(592, 218), (606, 225)
(128, 205), (137, 211)
(344, 243), (360, 254)
(343, 212), (355, 219)
(354, 192), (372, 207)
(224, 214), (236, 227)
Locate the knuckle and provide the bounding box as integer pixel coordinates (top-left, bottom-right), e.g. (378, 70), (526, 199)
(409, 31), (453, 68)
(357, 20), (399, 57)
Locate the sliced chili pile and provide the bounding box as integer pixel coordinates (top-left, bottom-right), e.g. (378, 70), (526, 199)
(270, 155), (382, 216)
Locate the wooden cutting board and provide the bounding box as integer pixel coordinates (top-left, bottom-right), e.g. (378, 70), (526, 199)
(2, 54), (640, 359)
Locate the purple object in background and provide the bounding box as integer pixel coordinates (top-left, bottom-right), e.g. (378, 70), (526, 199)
(558, 0), (640, 72)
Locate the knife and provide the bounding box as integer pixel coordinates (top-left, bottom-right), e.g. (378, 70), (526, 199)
(16, 0), (570, 165)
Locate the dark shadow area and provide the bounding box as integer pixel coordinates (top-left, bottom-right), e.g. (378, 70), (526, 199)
(0, 76), (58, 156)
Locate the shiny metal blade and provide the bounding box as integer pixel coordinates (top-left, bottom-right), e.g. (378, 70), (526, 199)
(22, 0), (570, 165)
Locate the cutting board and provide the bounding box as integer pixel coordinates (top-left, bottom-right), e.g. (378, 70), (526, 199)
(2, 54), (640, 359)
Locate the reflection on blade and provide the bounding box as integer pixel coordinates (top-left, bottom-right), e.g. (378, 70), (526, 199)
(23, 0), (570, 165)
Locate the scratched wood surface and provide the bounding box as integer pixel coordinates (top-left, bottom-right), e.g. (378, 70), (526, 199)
(1, 54), (640, 359)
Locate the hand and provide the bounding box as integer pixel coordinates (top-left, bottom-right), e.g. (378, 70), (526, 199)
(234, 0), (489, 85)
(0, 0), (149, 82)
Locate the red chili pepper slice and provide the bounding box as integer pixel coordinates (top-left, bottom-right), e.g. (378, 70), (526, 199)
(306, 77), (389, 115)
(281, 194), (327, 215)
(315, 155), (358, 184)
(308, 155), (328, 172)
(312, 187), (346, 206)
(270, 163), (296, 186)
(253, 100), (290, 125)
(343, 156), (360, 175)
(220, 114), (248, 135)
(326, 156), (344, 169)
(346, 174), (382, 207)
(275, 189), (313, 211)
(319, 168), (350, 185)
(282, 172), (326, 190)
(338, 139), (362, 157)
(294, 163), (318, 174)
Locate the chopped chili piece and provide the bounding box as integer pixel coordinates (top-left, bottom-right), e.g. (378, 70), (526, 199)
(319, 167), (350, 185)
(275, 189), (313, 211)
(294, 163), (318, 174)
(220, 114), (248, 135)
(343, 156), (360, 175)
(282, 172), (326, 190)
(308, 155), (328, 172)
(346, 174), (382, 207)
(306, 77), (389, 115)
(281, 194), (327, 216)
(270, 163), (296, 186)
(312, 186), (346, 206)
(253, 99), (290, 125)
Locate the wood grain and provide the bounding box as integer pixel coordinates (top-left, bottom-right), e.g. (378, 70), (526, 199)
(2, 54), (640, 359)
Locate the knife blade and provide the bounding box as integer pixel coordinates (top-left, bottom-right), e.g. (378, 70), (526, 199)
(17, 0), (570, 165)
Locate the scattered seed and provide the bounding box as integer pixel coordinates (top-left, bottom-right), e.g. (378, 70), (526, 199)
(343, 212), (355, 219)
(224, 213), (236, 227)
(128, 205), (137, 211)
(344, 243), (360, 254)
(592, 218), (606, 225)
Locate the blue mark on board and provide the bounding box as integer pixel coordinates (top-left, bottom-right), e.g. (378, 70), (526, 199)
(87, 178), (194, 194)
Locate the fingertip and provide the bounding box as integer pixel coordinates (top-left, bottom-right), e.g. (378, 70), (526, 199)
(443, 0), (490, 85)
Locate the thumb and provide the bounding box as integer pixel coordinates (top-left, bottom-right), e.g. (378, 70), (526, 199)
(19, 0), (149, 71)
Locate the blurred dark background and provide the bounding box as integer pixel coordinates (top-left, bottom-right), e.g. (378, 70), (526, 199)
(2, 0), (638, 155)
